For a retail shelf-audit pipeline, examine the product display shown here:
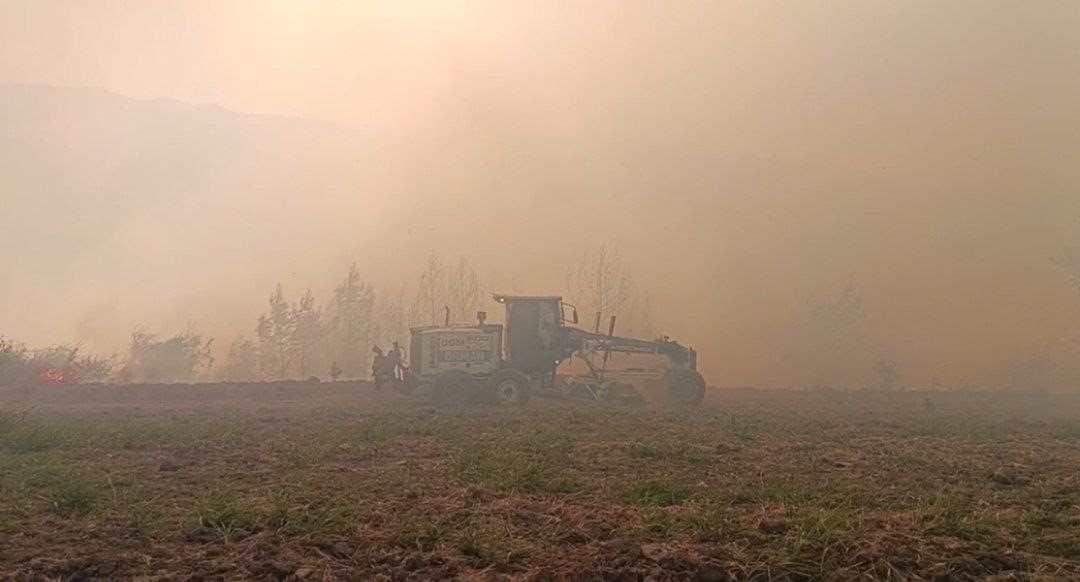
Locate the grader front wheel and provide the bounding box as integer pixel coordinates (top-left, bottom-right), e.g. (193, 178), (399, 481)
(489, 369), (531, 406)
(666, 370), (706, 405)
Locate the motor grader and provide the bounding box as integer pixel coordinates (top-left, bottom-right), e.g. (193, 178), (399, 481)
(398, 295), (706, 407)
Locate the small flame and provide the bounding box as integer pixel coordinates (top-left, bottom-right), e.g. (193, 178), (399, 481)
(40, 369), (66, 384)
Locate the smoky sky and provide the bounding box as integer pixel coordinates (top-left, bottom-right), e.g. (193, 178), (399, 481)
(2, 1), (1079, 388)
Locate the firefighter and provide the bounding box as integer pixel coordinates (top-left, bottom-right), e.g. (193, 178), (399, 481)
(384, 342), (402, 382)
(330, 361), (342, 382)
(371, 345), (385, 390)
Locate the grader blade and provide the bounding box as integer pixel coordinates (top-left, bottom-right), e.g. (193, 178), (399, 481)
(599, 381), (646, 406)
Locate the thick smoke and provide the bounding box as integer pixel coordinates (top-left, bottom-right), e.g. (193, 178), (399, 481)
(1, 3), (1079, 390)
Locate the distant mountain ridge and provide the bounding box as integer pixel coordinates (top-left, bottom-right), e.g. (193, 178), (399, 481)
(0, 84), (380, 349)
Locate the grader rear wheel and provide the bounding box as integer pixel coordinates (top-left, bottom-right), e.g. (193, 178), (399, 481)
(433, 370), (483, 408)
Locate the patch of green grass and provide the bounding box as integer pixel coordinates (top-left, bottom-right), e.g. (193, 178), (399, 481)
(630, 501), (732, 541)
(679, 503), (731, 541)
(0, 512), (25, 534)
(345, 416), (411, 443)
(454, 517), (530, 567)
(454, 447), (583, 494)
(194, 483), (256, 543)
(637, 508), (679, 536)
(0, 408), (20, 433)
(932, 518), (993, 542)
(624, 440), (709, 465)
(619, 480), (692, 507)
(906, 418), (1000, 442)
(25, 463), (99, 516)
(1050, 423), (1080, 441)
(408, 417), (461, 441)
(918, 493), (992, 542)
(267, 485), (297, 530)
(275, 438), (331, 469)
(625, 441), (666, 459)
(267, 485), (364, 536)
(392, 515), (448, 552)
(1035, 534), (1080, 559)
(892, 450), (928, 467)
(129, 495), (168, 537)
(789, 506), (858, 553)
(452, 435), (585, 495)
(1025, 508), (1069, 529)
(0, 411), (68, 454)
(89, 423), (178, 450)
(802, 419), (838, 436)
(3, 414), (269, 456)
(6, 425), (67, 453)
(733, 481), (836, 508)
(726, 414), (762, 441)
(326, 414), (460, 446)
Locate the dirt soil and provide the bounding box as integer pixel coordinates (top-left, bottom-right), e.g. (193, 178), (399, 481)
(1, 382), (1078, 581)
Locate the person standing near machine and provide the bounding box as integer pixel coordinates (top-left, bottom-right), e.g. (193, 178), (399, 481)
(371, 345), (385, 390)
(384, 342), (402, 382)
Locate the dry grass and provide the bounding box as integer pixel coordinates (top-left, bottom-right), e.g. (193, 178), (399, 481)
(0, 383), (1078, 579)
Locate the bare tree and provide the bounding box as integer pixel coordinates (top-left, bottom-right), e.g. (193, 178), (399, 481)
(257, 284), (295, 379)
(220, 336), (260, 381)
(291, 289), (323, 378)
(874, 358), (905, 391)
(326, 264), (376, 378)
(624, 291), (655, 339)
(567, 244), (635, 326)
(411, 252), (447, 325)
(801, 281), (874, 390)
(377, 285), (409, 347)
(447, 256), (482, 323)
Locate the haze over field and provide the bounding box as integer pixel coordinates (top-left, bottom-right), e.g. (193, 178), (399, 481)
(2, 1), (1080, 389)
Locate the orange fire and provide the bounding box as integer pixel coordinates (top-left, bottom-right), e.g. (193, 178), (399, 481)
(39, 369), (66, 384)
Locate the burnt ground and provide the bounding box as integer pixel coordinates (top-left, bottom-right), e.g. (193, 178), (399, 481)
(0, 382), (1078, 580)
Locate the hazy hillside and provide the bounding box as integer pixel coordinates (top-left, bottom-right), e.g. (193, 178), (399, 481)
(0, 85), (385, 350)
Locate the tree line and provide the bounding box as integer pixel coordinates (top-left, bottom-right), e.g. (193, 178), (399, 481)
(220, 253), (494, 381)
(219, 247), (657, 381)
(0, 245), (657, 385)
(0, 327), (213, 385)
(0, 253), (483, 384)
